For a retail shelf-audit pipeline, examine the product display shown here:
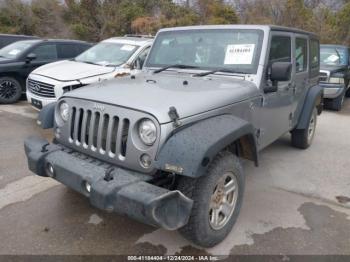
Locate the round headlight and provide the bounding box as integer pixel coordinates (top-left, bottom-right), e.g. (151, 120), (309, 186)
(139, 119), (157, 145)
(59, 102), (69, 122)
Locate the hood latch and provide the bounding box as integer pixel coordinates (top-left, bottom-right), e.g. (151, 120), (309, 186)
(168, 107), (182, 127)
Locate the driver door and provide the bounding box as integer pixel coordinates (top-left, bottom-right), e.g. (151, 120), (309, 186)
(259, 32), (294, 149)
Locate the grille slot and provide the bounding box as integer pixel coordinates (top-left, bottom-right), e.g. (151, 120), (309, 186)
(319, 72), (328, 82)
(69, 107), (130, 159)
(28, 79), (55, 98)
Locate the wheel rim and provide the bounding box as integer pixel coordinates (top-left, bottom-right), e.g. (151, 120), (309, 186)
(209, 172), (238, 230)
(0, 80), (17, 100)
(307, 112), (316, 142)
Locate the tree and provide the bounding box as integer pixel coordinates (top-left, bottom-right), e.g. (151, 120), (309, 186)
(0, 0), (35, 35)
(31, 0), (70, 38)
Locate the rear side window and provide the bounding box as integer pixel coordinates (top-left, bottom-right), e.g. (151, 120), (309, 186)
(57, 44), (86, 59)
(32, 44), (57, 60)
(295, 38), (308, 72)
(269, 35), (292, 63)
(310, 39), (319, 69)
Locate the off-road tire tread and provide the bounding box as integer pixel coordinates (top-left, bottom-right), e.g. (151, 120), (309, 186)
(177, 151), (244, 247)
(291, 108), (317, 149)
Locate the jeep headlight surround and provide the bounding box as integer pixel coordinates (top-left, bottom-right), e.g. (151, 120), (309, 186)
(55, 100), (70, 126)
(138, 118), (157, 146)
(59, 101), (70, 122)
(329, 77), (345, 84)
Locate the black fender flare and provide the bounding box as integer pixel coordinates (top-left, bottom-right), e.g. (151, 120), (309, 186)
(296, 85), (323, 130)
(155, 115), (258, 178)
(38, 102), (56, 129)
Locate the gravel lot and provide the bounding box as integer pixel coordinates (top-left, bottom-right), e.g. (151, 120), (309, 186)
(0, 100), (349, 256)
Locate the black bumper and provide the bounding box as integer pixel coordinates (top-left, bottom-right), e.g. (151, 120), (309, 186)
(24, 136), (193, 230)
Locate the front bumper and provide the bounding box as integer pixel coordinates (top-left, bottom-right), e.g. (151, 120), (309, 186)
(320, 82), (345, 99)
(24, 136), (193, 230)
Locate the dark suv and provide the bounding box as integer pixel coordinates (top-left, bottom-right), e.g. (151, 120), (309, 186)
(320, 44), (350, 111)
(0, 34), (39, 49)
(0, 39), (92, 104)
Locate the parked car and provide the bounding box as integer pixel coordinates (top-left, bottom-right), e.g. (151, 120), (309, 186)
(0, 39), (92, 104)
(26, 36), (153, 110)
(319, 44), (350, 111)
(24, 25), (323, 248)
(0, 33), (39, 49)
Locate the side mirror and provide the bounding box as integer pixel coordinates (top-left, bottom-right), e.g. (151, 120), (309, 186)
(134, 57), (143, 70)
(26, 53), (37, 63)
(270, 62), (292, 82)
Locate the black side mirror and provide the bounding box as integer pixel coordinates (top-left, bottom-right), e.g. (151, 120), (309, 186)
(270, 62), (292, 82)
(26, 53), (37, 63)
(134, 57), (143, 70)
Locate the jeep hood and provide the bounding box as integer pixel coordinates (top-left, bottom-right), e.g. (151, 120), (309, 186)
(31, 60), (115, 81)
(65, 72), (259, 124)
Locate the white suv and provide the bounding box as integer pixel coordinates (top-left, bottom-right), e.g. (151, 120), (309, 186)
(26, 36), (153, 110)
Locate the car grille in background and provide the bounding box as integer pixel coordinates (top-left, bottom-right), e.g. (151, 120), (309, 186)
(28, 79), (55, 98)
(319, 72), (328, 82)
(69, 107), (130, 160)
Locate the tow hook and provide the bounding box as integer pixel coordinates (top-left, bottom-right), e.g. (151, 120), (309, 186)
(104, 167), (114, 181)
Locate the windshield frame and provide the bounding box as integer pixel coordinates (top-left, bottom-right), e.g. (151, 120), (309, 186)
(74, 41), (140, 67)
(320, 46), (349, 66)
(144, 28), (265, 75)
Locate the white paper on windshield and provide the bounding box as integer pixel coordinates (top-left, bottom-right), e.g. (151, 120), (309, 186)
(121, 45), (135, 51)
(224, 44), (255, 65)
(327, 54), (339, 63)
(9, 49), (21, 56)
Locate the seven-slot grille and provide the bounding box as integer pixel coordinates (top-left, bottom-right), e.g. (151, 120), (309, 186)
(69, 106), (130, 159)
(28, 79), (55, 98)
(319, 72), (328, 82)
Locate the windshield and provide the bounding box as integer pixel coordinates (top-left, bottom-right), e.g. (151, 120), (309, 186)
(146, 29), (264, 74)
(75, 41), (138, 66)
(0, 40), (38, 59)
(320, 46), (348, 66)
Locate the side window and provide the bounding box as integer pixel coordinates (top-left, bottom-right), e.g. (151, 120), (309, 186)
(295, 38), (308, 73)
(269, 35), (292, 63)
(32, 44), (57, 61)
(57, 44), (80, 59)
(310, 39), (319, 69)
(136, 47), (150, 68)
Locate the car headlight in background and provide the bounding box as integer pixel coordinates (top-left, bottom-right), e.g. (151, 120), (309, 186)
(329, 77), (345, 84)
(138, 119), (157, 145)
(59, 101), (70, 122)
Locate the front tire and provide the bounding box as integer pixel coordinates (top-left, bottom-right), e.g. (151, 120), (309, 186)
(0, 77), (22, 104)
(177, 151), (244, 247)
(291, 108), (317, 149)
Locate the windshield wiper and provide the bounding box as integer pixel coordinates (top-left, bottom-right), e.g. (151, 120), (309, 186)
(153, 64), (199, 74)
(193, 68), (246, 77)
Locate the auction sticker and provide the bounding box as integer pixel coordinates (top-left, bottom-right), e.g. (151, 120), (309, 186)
(224, 44), (255, 65)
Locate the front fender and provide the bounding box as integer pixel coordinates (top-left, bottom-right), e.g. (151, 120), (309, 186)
(37, 102), (56, 129)
(155, 115), (258, 178)
(296, 85), (323, 130)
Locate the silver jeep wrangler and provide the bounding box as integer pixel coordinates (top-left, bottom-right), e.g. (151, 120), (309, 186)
(24, 25), (323, 247)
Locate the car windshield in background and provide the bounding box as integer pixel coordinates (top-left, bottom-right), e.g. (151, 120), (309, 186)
(75, 42), (138, 66)
(146, 29), (264, 74)
(320, 47), (348, 66)
(0, 40), (38, 59)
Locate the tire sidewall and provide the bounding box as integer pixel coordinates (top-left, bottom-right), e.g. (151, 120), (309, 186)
(306, 108), (317, 146)
(185, 153), (245, 247)
(0, 77), (22, 104)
